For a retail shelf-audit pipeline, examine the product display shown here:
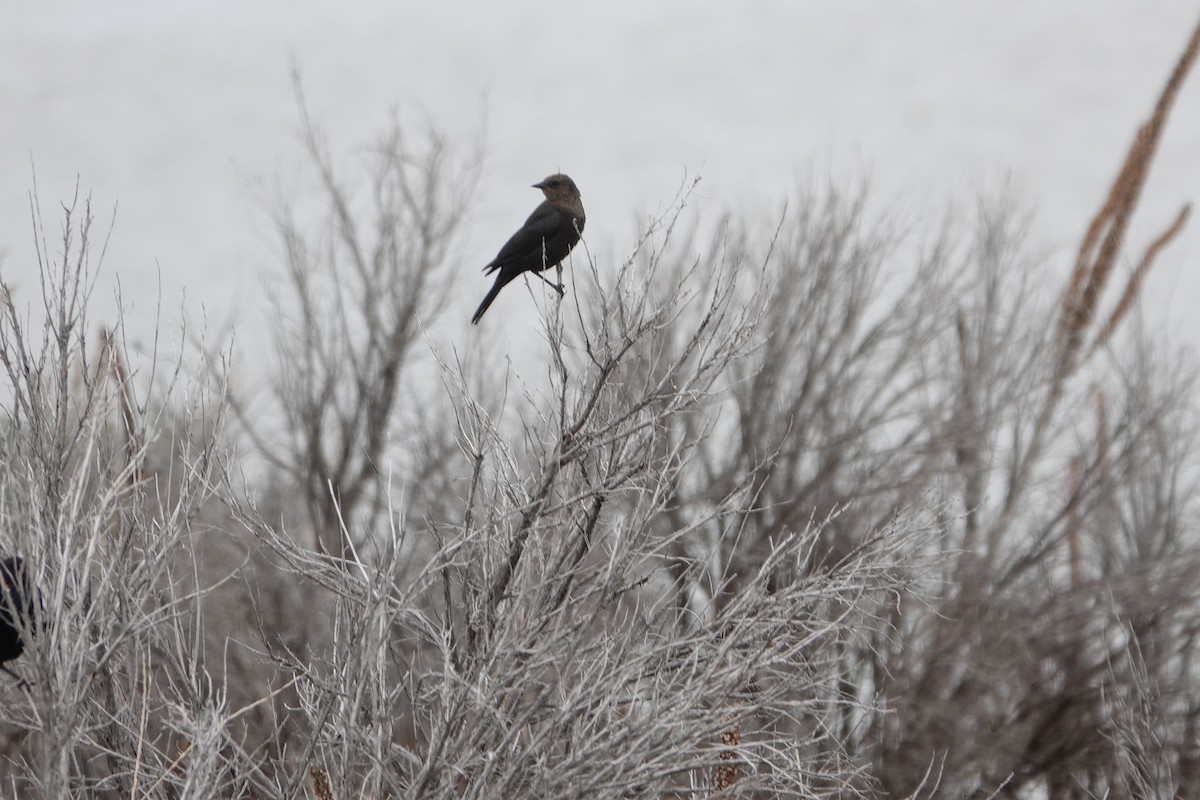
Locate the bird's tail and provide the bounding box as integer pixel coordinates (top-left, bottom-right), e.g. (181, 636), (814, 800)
(470, 279), (504, 325)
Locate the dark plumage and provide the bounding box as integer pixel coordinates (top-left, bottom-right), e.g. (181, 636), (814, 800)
(470, 173), (586, 325)
(0, 556), (41, 683)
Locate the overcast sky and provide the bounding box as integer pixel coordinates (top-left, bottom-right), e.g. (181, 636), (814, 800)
(3, 2), (1199, 372)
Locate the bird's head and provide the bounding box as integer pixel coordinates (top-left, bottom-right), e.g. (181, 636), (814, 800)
(533, 174), (581, 205)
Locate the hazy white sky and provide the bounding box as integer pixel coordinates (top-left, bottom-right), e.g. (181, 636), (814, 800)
(3, 2), (1199, 371)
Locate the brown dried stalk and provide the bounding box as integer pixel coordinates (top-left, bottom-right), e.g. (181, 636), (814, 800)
(713, 720), (742, 794)
(1057, 19), (1200, 375)
(310, 765), (334, 800)
(995, 16), (1199, 574)
(1065, 455), (1083, 587)
(1091, 203), (1192, 355)
(99, 327), (142, 484)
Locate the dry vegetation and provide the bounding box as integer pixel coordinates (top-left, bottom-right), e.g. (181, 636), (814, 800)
(0, 19), (1199, 800)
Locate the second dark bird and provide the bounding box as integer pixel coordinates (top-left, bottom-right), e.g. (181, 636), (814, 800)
(0, 555), (41, 683)
(470, 173), (585, 325)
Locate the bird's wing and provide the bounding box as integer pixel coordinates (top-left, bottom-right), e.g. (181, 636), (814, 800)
(485, 202), (566, 268)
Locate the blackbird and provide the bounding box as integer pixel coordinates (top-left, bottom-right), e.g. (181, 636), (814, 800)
(471, 173), (585, 324)
(0, 556), (41, 683)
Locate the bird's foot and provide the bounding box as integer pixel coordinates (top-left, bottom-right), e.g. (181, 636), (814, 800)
(0, 665), (31, 693)
(534, 272), (566, 297)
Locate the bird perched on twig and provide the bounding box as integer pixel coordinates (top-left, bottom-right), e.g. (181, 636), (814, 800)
(470, 174), (586, 325)
(0, 555), (42, 684)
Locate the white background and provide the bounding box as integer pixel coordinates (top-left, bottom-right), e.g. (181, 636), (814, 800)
(3, 2), (1199, 373)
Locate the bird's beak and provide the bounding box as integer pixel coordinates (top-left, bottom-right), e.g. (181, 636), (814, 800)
(532, 181), (547, 190)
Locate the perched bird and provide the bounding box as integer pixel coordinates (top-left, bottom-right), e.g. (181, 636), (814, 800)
(470, 173), (586, 325)
(0, 556), (41, 683)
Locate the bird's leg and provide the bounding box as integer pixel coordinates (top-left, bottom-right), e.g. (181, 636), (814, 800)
(534, 270), (566, 297)
(0, 664), (30, 692)
(556, 263), (565, 295)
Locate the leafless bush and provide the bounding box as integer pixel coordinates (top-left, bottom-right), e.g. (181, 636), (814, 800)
(235, 79), (481, 559)
(226, 181), (941, 798)
(0, 188), (243, 796)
